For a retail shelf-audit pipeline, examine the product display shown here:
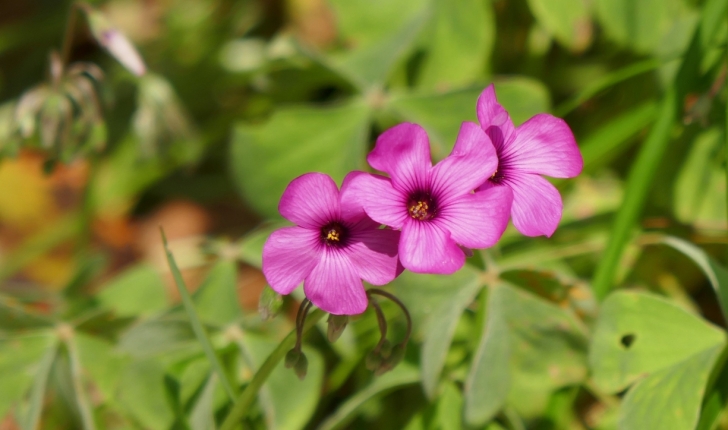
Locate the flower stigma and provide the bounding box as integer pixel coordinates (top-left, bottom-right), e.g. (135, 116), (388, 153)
(321, 222), (346, 246)
(407, 192), (436, 221)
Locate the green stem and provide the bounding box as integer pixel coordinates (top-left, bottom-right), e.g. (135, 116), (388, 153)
(220, 309), (325, 430)
(60, 2), (82, 69)
(160, 228), (237, 401)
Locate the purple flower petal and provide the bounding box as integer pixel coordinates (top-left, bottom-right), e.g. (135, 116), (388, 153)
(304, 249), (368, 315)
(346, 218), (403, 285)
(506, 172), (563, 237)
(343, 171), (408, 229)
(367, 123), (432, 192)
(278, 173), (341, 229)
(430, 122), (498, 205)
(477, 84), (515, 153)
(436, 185), (513, 248)
(505, 113), (583, 178)
(263, 227), (322, 294)
(400, 219), (464, 274)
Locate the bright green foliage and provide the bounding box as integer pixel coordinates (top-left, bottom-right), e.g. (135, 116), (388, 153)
(526, 0), (592, 51)
(2, 0), (728, 428)
(465, 283), (589, 425)
(231, 101), (371, 218)
(97, 264), (168, 317)
(589, 291), (726, 429)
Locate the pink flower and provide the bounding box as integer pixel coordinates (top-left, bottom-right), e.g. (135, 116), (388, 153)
(476, 84), (583, 237)
(262, 172), (402, 315)
(347, 122), (512, 274)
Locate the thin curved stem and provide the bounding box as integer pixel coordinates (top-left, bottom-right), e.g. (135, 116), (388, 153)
(367, 296), (388, 353)
(367, 289), (412, 346)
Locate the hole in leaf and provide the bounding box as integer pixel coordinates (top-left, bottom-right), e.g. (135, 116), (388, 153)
(620, 333), (636, 349)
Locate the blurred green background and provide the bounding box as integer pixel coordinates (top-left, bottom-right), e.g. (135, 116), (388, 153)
(0, 0), (728, 429)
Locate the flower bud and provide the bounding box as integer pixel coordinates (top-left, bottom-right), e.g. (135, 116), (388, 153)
(83, 6), (146, 76)
(259, 286), (283, 321)
(293, 352), (308, 380)
(326, 314), (348, 343)
(284, 348), (301, 369)
(365, 349), (382, 371)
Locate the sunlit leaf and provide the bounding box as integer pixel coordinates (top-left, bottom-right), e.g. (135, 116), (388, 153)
(416, 0), (495, 90)
(326, 0), (429, 88)
(464, 283), (588, 426)
(117, 359), (175, 429)
(0, 334), (55, 418)
(673, 128), (726, 229)
(318, 363), (420, 430)
(189, 374), (218, 430)
(526, 0), (592, 51)
(230, 99), (371, 218)
(238, 333), (324, 430)
(118, 317), (198, 358)
(594, 0), (688, 53)
(97, 264), (168, 317)
(388, 78), (550, 158)
(656, 235), (728, 325)
(194, 260), (242, 326)
(397, 267), (481, 399)
(589, 291), (726, 429)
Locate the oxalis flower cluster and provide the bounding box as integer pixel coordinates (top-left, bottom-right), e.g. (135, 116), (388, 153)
(262, 84), (582, 377)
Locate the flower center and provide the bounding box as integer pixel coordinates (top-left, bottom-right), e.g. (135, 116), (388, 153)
(321, 222), (347, 246)
(490, 167), (506, 184)
(407, 192), (436, 221)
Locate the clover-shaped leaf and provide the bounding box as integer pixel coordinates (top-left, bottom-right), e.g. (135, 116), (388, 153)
(589, 291), (726, 430)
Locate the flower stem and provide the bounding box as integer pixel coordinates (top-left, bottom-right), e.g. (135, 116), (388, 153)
(367, 289), (412, 346)
(368, 297), (388, 353)
(219, 308), (324, 430)
(60, 2), (83, 69)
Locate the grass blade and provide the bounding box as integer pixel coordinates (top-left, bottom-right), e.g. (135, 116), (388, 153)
(160, 228), (236, 401)
(591, 0), (728, 299)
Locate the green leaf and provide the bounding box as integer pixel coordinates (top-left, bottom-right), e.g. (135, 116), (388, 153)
(589, 291), (726, 429)
(388, 78), (550, 159)
(318, 363), (420, 430)
(673, 128), (726, 228)
(238, 223), (287, 269)
(526, 0), (592, 51)
(74, 333), (128, 402)
(0, 333), (55, 419)
(464, 284), (588, 426)
(65, 335), (97, 430)
(193, 260), (242, 326)
(189, 374), (218, 430)
(655, 236), (728, 327)
(238, 333), (324, 430)
(230, 100), (371, 218)
(118, 317), (198, 358)
(416, 0), (495, 91)
(21, 338), (57, 430)
(433, 382), (464, 430)
(97, 264), (168, 317)
(594, 0), (685, 53)
(416, 268), (482, 399)
(219, 310), (325, 430)
(117, 359), (175, 430)
(327, 0), (429, 88)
